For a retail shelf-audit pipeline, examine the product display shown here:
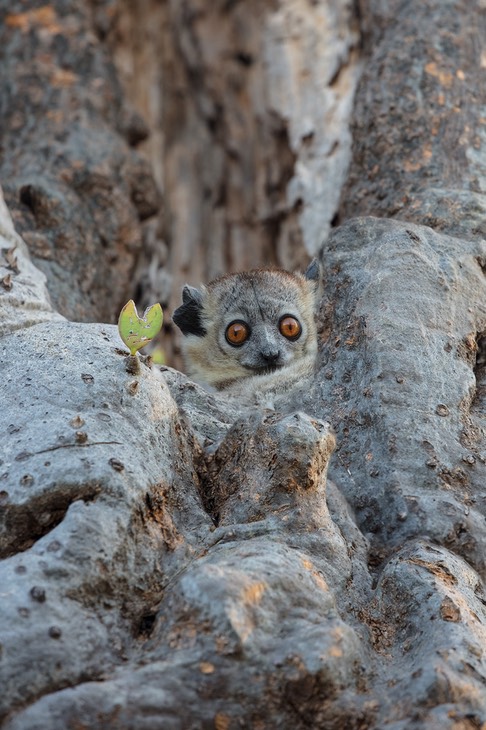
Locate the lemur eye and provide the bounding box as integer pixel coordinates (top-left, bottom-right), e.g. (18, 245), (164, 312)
(225, 321), (250, 346)
(279, 315), (302, 341)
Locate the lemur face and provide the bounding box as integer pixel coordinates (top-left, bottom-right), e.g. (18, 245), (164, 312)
(172, 263), (320, 389)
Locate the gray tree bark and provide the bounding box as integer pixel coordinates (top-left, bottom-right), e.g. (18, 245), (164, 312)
(1, 1), (485, 729)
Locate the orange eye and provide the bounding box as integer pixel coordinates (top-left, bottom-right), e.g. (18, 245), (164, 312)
(279, 315), (302, 341)
(225, 321), (250, 346)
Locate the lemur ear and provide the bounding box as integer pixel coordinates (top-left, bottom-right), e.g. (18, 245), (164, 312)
(172, 285), (207, 337)
(304, 258), (323, 300)
(304, 258), (320, 282)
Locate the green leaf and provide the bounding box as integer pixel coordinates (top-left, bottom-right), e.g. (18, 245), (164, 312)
(118, 300), (163, 356)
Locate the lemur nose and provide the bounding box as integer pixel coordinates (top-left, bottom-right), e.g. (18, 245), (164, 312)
(261, 348), (280, 363)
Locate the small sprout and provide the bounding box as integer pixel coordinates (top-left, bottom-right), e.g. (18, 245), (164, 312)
(118, 300), (163, 356)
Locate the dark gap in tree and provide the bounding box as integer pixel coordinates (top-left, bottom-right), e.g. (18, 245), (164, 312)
(0, 484), (101, 560)
(136, 612), (157, 638)
(471, 331), (486, 415)
(233, 51), (253, 67)
(331, 212), (341, 228)
(19, 185), (38, 215)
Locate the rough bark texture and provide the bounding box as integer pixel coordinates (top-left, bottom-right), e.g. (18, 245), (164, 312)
(0, 1), (160, 322)
(1, 0), (486, 728)
(340, 0), (486, 240)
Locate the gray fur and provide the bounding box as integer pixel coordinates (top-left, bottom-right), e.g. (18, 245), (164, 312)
(172, 267), (320, 391)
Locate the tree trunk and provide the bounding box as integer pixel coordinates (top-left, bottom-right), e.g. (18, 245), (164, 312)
(1, 1), (486, 729)
(341, 0), (486, 241)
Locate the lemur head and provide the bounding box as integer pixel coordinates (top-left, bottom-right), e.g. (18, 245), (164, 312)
(172, 261), (320, 389)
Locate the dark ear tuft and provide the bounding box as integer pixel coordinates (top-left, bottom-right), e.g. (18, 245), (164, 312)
(304, 258), (320, 282)
(172, 285), (207, 337)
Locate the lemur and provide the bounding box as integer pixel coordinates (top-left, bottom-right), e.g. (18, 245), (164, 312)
(172, 261), (320, 398)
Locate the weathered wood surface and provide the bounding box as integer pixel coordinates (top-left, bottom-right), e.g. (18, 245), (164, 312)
(107, 0), (361, 325)
(340, 0), (486, 241)
(0, 1), (159, 322)
(1, 0), (486, 728)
